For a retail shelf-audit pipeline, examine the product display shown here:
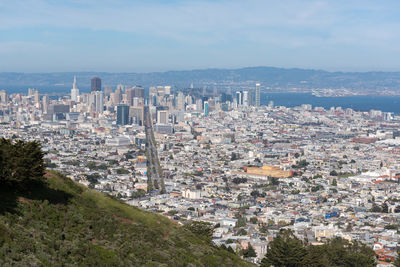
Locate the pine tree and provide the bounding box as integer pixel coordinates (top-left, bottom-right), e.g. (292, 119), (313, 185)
(0, 139), (45, 189)
(0, 138), (11, 183)
(243, 244), (257, 258)
(260, 229), (307, 267)
(302, 245), (330, 267)
(322, 238), (375, 267)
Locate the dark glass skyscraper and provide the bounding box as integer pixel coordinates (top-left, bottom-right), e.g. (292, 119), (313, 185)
(91, 77), (102, 92)
(117, 104), (129, 125)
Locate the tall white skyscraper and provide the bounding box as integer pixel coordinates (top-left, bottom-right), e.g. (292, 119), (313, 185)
(196, 98), (203, 111)
(243, 91), (249, 107)
(34, 90), (40, 104)
(255, 83), (260, 107)
(42, 95), (49, 113)
(71, 76), (79, 102)
(0, 90), (7, 104)
(94, 91), (104, 114)
(176, 92), (185, 110)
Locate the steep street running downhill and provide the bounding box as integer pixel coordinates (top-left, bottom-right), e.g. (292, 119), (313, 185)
(144, 106), (165, 194)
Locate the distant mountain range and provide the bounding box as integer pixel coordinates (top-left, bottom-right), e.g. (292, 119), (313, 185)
(1, 66), (400, 93)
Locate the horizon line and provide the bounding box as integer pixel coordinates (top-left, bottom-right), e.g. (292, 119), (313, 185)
(1, 66), (400, 75)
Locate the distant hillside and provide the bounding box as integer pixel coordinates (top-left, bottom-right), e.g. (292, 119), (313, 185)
(0, 171), (251, 266)
(1, 67), (400, 93)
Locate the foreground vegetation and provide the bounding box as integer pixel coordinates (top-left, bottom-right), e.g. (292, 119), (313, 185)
(0, 139), (250, 266)
(261, 229), (377, 267)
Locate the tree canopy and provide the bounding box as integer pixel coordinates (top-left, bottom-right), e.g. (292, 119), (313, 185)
(261, 229), (376, 267)
(0, 138), (45, 190)
(261, 229), (307, 267)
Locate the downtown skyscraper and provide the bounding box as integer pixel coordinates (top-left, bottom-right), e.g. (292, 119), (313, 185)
(91, 77), (102, 92)
(70, 76), (79, 102)
(255, 83), (260, 107)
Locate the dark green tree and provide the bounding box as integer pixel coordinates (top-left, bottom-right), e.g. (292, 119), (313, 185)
(183, 221), (214, 242)
(260, 229), (307, 267)
(394, 252), (400, 267)
(0, 139), (45, 189)
(227, 246), (235, 254)
(0, 138), (11, 183)
(250, 217), (258, 224)
(302, 245), (330, 267)
(322, 238), (376, 267)
(235, 216), (246, 228)
(330, 170), (338, 176)
(242, 244), (257, 258)
(270, 177), (280, 186)
(381, 202), (389, 213)
(370, 203), (382, 212)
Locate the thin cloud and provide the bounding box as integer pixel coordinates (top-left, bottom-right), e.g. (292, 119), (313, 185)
(1, 0), (400, 71)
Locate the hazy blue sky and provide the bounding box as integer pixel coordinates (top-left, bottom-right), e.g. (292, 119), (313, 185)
(1, 0), (400, 72)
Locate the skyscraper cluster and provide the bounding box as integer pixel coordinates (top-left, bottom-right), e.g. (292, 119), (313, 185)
(234, 83), (261, 108)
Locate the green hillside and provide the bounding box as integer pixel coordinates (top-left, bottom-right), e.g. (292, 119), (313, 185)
(0, 171), (251, 266)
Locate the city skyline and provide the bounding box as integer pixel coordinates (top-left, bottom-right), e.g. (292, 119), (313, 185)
(1, 1), (400, 72)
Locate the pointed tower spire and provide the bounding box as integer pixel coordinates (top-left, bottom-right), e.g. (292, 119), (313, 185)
(71, 75), (79, 102)
(73, 76), (77, 89)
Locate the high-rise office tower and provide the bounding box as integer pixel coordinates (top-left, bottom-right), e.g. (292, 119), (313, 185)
(34, 90), (40, 105)
(176, 92), (185, 110)
(248, 88), (254, 106)
(157, 110), (169, 124)
(126, 88), (134, 106)
(255, 83), (260, 107)
(88, 93), (95, 112)
(242, 91), (249, 107)
(42, 95), (49, 113)
(133, 86), (145, 98)
(114, 88), (122, 104)
(94, 91), (104, 114)
(117, 104), (129, 125)
(91, 77), (102, 92)
(236, 91), (242, 107)
(0, 90), (7, 104)
(71, 76), (79, 102)
(203, 101), (209, 116)
(196, 98), (203, 111)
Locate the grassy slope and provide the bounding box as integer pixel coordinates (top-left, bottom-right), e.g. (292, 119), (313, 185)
(0, 171), (251, 266)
